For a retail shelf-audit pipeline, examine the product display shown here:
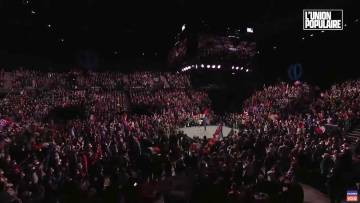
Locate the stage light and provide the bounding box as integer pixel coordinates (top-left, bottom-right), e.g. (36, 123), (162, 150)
(240, 67), (244, 70)
(31, 10), (36, 14)
(182, 24), (186, 31)
(236, 67), (239, 70)
(207, 65), (210, 68)
(212, 65), (216, 69)
(48, 24), (51, 28)
(217, 65), (221, 69)
(246, 69), (249, 72)
(201, 64), (204, 68)
(310, 34), (314, 37)
(195, 65), (198, 69)
(302, 37), (305, 40)
(247, 27), (254, 33)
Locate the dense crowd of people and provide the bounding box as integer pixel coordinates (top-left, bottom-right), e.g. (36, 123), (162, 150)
(0, 69), (359, 203)
(130, 89), (210, 124)
(222, 80), (360, 203)
(0, 69), (210, 203)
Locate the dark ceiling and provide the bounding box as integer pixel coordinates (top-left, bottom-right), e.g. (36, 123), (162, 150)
(0, 0), (358, 70)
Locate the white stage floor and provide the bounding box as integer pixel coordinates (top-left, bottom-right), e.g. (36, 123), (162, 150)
(179, 125), (234, 139)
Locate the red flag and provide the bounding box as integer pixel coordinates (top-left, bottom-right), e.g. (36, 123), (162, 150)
(148, 146), (161, 154)
(205, 124), (223, 149)
(203, 108), (209, 116)
(212, 124), (223, 141)
(91, 144), (102, 165)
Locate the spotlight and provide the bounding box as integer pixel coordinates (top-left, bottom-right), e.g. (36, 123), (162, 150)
(207, 65), (210, 68)
(246, 27), (254, 33)
(231, 66), (234, 70)
(48, 24), (51, 28)
(181, 24), (186, 31)
(246, 69), (249, 72)
(236, 67), (239, 70)
(212, 65), (216, 69)
(201, 64), (204, 68)
(240, 67), (244, 70)
(217, 65), (221, 69)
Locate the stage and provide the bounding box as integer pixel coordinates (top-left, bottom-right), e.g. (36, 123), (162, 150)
(179, 125), (235, 139)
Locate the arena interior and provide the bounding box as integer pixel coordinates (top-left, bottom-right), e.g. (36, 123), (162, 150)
(0, 0), (360, 203)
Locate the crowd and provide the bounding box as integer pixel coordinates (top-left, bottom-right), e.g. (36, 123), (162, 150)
(222, 80), (360, 203)
(0, 69), (210, 203)
(125, 72), (190, 90)
(243, 82), (314, 116)
(0, 69), (359, 203)
(130, 89), (210, 124)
